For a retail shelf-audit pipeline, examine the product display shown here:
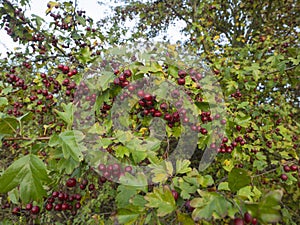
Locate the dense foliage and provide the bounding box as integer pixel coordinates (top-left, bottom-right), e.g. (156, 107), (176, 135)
(0, 0), (299, 224)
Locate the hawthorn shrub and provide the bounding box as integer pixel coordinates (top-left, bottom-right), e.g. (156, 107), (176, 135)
(0, 0), (299, 225)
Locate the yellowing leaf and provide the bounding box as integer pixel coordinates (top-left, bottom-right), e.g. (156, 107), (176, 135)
(213, 35), (220, 41)
(149, 161), (174, 183)
(46, 1), (59, 14)
(144, 186), (176, 217)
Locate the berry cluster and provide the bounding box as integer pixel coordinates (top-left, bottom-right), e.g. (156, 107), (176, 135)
(97, 163), (133, 181)
(281, 164), (298, 181)
(233, 212), (258, 225)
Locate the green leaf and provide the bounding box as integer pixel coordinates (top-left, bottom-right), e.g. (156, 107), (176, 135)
(17, 112), (33, 122)
(228, 168), (251, 192)
(53, 103), (74, 128)
(218, 182), (230, 191)
(96, 71), (115, 91)
(237, 186), (255, 201)
(119, 172), (148, 189)
(117, 208), (143, 225)
(0, 97), (8, 107)
(176, 159), (192, 174)
(174, 177), (198, 199)
(116, 185), (140, 208)
(0, 115), (19, 135)
(235, 114), (251, 127)
(177, 213), (194, 225)
(0, 154), (50, 202)
(245, 190), (283, 224)
(191, 191), (232, 220)
(49, 130), (85, 162)
(145, 186), (176, 217)
(79, 46), (91, 63)
(198, 175), (214, 187)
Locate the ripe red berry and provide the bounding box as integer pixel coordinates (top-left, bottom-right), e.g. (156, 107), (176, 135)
(58, 64), (64, 70)
(123, 69), (132, 77)
(143, 94), (153, 101)
(251, 218), (258, 225)
(221, 119), (226, 125)
(66, 177), (77, 187)
(25, 203), (33, 210)
(171, 190), (179, 201)
(177, 78), (185, 85)
(52, 191), (59, 198)
(124, 165), (133, 173)
(61, 203), (68, 211)
(290, 164), (298, 171)
(185, 200), (194, 212)
(54, 204), (62, 211)
(283, 165), (291, 172)
(233, 218), (244, 225)
(160, 102), (168, 111)
(45, 203), (53, 211)
(88, 183), (95, 191)
(178, 70), (187, 78)
(75, 202), (81, 209)
(31, 206), (40, 214)
(244, 212), (252, 223)
(12, 207), (20, 215)
(280, 174), (288, 181)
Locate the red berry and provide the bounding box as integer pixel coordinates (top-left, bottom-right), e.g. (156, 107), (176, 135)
(178, 70), (187, 78)
(283, 165), (291, 172)
(280, 174), (288, 181)
(52, 191), (59, 198)
(12, 207), (20, 215)
(290, 164), (298, 171)
(66, 178), (77, 187)
(45, 203), (53, 211)
(124, 165), (133, 173)
(112, 163), (120, 171)
(233, 218), (244, 225)
(31, 206), (40, 214)
(88, 183), (95, 191)
(58, 64), (64, 70)
(251, 218), (258, 225)
(123, 69), (132, 77)
(171, 190), (179, 201)
(143, 94), (153, 101)
(25, 203), (33, 210)
(221, 119), (226, 125)
(137, 90), (145, 98)
(185, 200), (194, 212)
(81, 179), (88, 186)
(54, 204), (62, 211)
(75, 202), (81, 209)
(61, 203), (68, 211)
(177, 78), (185, 85)
(244, 212), (252, 223)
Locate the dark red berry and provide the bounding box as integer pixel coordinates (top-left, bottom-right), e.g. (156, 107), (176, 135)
(233, 218), (244, 225)
(280, 174), (288, 181)
(66, 177), (77, 187)
(244, 212), (252, 223)
(25, 203), (33, 210)
(171, 190), (179, 201)
(31, 206), (40, 214)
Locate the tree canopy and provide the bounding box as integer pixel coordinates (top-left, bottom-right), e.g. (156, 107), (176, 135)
(0, 0), (299, 224)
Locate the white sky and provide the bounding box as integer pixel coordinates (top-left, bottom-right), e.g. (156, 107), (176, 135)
(0, 0), (187, 58)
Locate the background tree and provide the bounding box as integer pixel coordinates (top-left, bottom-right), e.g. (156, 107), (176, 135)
(0, 0), (299, 224)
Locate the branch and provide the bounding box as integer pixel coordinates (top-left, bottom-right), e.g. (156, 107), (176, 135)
(3, 137), (50, 141)
(164, 1), (193, 26)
